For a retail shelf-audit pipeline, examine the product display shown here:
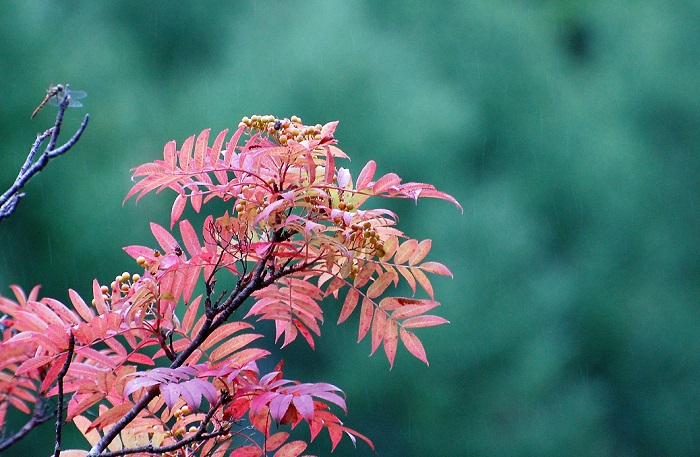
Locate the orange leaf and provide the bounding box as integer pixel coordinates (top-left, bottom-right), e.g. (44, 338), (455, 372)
(399, 327), (428, 365)
(87, 403), (134, 432)
(273, 440), (307, 457)
(264, 432), (290, 451)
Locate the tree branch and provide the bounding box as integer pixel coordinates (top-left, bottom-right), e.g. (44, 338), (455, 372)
(0, 85), (90, 221)
(53, 331), (76, 457)
(0, 397), (55, 452)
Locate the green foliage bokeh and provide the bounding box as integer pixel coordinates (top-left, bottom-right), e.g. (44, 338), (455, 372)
(1, 1), (699, 456)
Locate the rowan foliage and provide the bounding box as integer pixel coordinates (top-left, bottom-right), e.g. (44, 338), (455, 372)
(0, 114), (460, 456)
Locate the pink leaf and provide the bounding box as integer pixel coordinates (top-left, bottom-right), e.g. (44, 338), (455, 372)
(150, 222), (179, 252)
(399, 327), (428, 365)
(356, 160), (376, 190)
(419, 261), (453, 277)
(337, 289), (359, 324)
(194, 128), (210, 169)
(401, 315), (450, 328)
(383, 319), (398, 368)
(409, 239), (432, 266)
(69, 289), (94, 322)
(370, 310), (386, 355)
(366, 270), (398, 299)
(357, 298), (374, 343)
(372, 173), (401, 194)
(170, 193), (187, 228)
(163, 140), (177, 169)
(395, 239), (418, 265)
(179, 135), (195, 171)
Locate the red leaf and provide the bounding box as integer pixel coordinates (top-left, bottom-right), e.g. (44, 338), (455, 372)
(399, 327), (428, 365)
(40, 353), (68, 393)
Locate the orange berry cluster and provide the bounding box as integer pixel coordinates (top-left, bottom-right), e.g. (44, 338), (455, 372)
(238, 114), (323, 144)
(349, 221), (386, 258)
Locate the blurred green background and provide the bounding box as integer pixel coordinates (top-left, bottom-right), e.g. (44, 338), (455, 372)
(1, 1), (699, 456)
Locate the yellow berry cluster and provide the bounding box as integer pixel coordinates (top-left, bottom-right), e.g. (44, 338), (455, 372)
(238, 115), (323, 144)
(93, 271), (141, 305)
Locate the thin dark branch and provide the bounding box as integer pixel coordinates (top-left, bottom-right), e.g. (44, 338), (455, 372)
(0, 85), (90, 222)
(88, 237), (309, 456)
(0, 397), (56, 452)
(53, 331), (76, 457)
